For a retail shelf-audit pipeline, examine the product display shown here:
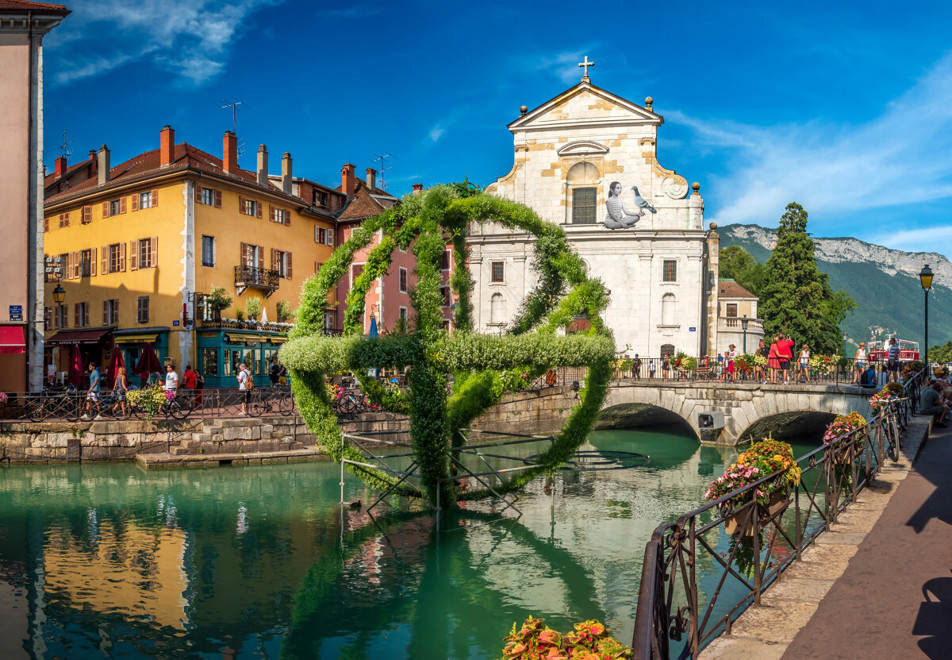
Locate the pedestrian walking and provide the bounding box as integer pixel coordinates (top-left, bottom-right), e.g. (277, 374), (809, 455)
(82, 362), (102, 420)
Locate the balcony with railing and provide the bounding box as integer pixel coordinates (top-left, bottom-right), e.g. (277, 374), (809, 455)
(234, 265), (280, 297)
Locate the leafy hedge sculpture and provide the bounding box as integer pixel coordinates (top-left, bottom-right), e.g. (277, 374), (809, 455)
(279, 187), (615, 507)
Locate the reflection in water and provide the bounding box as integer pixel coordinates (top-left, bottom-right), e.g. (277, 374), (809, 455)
(0, 429), (819, 659)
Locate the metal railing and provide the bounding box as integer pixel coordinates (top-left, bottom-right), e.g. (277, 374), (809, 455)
(234, 265), (280, 291)
(612, 356), (912, 386)
(631, 368), (925, 659)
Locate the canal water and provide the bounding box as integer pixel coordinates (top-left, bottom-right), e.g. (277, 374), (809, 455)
(0, 428), (818, 659)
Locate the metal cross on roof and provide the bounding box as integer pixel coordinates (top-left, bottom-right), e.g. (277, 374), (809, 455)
(578, 56), (594, 81)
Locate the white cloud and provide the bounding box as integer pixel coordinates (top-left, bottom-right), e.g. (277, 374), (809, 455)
(48, 0), (282, 86)
(524, 49), (602, 85)
(428, 125), (445, 142)
(672, 52), (952, 244)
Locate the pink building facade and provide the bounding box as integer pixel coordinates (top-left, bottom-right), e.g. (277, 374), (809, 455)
(0, 1), (68, 393)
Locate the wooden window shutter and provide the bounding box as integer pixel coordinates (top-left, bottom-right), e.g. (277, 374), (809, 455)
(43, 217), (49, 232)
(83, 205), (92, 223)
(103, 300), (108, 325)
(215, 190), (222, 208)
(150, 236), (157, 268)
(285, 209), (291, 226)
(120, 197), (127, 214)
(74, 303), (80, 328)
(101, 246), (108, 274)
(256, 201), (262, 219)
(90, 247), (97, 277)
(286, 252), (292, 279)
(195, 185), (202, 203)
(257, 245), (264, 270)
(102, 201), (109, 218)
(119, 242), (126, 271)
(271, 248), (277, 270)
(240, 242), (249, 267)
(129, 240), (138, 271)
(152, 189), (159, 206)
(72, 251), (80, 279)
(239, 196), (246, 214)
(270, 205), (275, 222)
(131, 193), (138, 212)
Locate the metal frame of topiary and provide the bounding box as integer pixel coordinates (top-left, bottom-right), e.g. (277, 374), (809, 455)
(280, 187), (615, 507)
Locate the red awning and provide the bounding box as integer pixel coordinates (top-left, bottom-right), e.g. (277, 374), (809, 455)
(0, 326), (25, 354)
(46, 329), (111, 346)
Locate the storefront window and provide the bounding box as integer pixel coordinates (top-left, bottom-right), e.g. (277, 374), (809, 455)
(202, 348), (218, 376)
(224, 350), (232, 376)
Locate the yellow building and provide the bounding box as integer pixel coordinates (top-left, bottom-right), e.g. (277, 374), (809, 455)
(42, 126), (340, 387)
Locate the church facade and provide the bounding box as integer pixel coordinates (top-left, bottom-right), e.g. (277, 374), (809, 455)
(469, 70), (720, 358)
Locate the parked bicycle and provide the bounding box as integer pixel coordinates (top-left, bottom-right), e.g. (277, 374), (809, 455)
(251, 386), (294, 416)
(26, 389), (82, 422)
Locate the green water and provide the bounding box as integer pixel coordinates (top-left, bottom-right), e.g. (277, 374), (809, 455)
(0, 429), (817, 659)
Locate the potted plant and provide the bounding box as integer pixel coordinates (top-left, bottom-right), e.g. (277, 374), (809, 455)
(500, 616), (632, 659)
(245, 297), (262, 322)
(204, 286), (232, 322)
(276, 299), (294, 323)
(705, 435), (802, 535)
(869, 387), (898, 415)
(823, 411), (868, 464)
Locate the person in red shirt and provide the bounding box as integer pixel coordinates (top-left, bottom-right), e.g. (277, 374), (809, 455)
(777, 334), (795, 384)
(182, 364), (197, 405)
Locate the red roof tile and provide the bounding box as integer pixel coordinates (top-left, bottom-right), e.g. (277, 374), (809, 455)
(336, 179), (398, 220)
(45, 142), (302, 207)
(0, 1), (69, 13)
(718, 280), (757, 299)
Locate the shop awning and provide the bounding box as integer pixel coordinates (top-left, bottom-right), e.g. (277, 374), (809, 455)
(114, 333), (161, 345)
(46, 329), (111, 346)
(0, 326), (25, 354)
(225, 333), (287, 345)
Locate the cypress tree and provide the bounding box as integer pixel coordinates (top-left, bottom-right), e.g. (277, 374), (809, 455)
(759, 203), (854, 354)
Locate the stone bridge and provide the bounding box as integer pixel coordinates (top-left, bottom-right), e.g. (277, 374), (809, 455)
(475, 381), (876, 446)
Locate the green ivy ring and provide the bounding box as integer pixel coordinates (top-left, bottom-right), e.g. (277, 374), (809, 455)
(280, 187), (616, 507)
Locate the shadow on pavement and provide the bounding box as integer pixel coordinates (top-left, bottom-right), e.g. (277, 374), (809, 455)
(913, 571), (952, 659)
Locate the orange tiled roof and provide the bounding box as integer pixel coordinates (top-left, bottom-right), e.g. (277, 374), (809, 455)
(0, 1), (68, 12)
(718, 280), (757, 299)
(337, 179), (398, 220)
(45, 143), (302, 207)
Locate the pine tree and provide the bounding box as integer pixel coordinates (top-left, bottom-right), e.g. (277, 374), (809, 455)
(759, 203), (854, 354)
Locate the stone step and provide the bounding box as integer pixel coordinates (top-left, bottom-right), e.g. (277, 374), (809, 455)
(136, 446), (326, 468)
(211, 418), (262, 428)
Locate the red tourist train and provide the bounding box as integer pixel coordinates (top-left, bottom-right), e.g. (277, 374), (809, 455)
(867, 338), (920, 363)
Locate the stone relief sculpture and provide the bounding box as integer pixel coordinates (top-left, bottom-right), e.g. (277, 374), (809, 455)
(604, 181), (656, 229)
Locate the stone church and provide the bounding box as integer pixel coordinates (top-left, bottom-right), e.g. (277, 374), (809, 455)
(468, 62), (720, 358)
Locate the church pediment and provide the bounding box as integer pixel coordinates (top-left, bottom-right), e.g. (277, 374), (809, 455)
(509, 82), (662, 132)
(556, 140), (609, 157)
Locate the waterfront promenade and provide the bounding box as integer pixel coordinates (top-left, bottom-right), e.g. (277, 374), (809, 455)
(703, 418), (952, 659)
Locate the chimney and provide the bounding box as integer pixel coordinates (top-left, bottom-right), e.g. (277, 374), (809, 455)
(341, 163), (356, 196)
(366, 167), (376, 190)
(160, 125), (174, 167)
(223, 131), (238, 174)
(256, 144), (268, 186)
(88, 150), (97, 178)
(54, 155), (67, 178)
(97, 145), (110, 185)
(281, 152), (292, 194)
(412, 183), (423, 194)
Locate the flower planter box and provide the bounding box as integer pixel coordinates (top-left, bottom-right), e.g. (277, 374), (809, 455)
(723, 492), (790, 536)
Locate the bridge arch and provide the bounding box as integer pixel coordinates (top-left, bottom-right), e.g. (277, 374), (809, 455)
(599, 381), (873, 445)
(595, 402), (698, 440)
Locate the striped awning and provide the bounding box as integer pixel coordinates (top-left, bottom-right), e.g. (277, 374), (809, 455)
(225, 333), (287, 345)
(113, 334), (160, 345)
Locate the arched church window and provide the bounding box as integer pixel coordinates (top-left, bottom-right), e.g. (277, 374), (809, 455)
(490, 293), (504, 325)
(662, 293), (676, 326)
(567, 162), (599, 225)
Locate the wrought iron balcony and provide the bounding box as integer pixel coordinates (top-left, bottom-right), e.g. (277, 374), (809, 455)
(234, 265), (280, 298)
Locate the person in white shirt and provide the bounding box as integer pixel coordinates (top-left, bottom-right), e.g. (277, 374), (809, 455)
(164, 364), (179, 393)
(853, 343), (868, 384)
(886, 338), (901, 384)
(237, 363), (251, 415)
(798, 345), (811, 382)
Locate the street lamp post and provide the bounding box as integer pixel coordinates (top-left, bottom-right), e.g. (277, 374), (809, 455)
(741, 315), (749, 354)
(920, 264), (934, 369)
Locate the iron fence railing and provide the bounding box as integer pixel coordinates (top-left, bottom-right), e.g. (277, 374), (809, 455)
(234, 265), (280, 290)
(612, 356), (912, 386)
(631, 368), (926, 659)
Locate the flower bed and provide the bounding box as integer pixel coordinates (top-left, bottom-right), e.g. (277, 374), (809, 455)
(126, 387), (167, 418)
(500, 616), (632, 659)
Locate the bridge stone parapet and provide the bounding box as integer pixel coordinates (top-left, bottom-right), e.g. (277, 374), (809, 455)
(598, 380), (874, 445)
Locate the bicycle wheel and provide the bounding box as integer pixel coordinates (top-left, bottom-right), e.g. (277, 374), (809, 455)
(168, 398), (191, 420)
(340, 394), (358, 415)
(28, 399), (46, 422)
(278, 392), (294, 416)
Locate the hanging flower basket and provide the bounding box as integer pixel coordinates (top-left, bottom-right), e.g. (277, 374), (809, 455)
(705, 435), (801, 536)
(823, 412), (868, 464)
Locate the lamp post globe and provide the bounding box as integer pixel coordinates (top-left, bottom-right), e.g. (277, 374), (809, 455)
(52, 284), (66, 305)
(741, 315), (749, 354)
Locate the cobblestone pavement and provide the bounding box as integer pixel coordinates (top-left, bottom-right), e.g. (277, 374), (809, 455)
(702, 415), (947, 660)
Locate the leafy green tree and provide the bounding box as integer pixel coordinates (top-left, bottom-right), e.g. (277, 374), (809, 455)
(929, 341), (952, 365)
(719, 245), (768, 297)
(759, 203), (855, 353)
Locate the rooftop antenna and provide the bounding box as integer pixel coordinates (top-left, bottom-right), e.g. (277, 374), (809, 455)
(372, 153), (393, 190)
(59, 130), (72, 158)
(220, 100), (246, 158)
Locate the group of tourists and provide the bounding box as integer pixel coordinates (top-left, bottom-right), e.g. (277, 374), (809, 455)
(919, 372), (952, 428)
(80, 361), (204, 420)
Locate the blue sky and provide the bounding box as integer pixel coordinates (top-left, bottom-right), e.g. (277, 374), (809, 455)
(42, 1), (952, 257)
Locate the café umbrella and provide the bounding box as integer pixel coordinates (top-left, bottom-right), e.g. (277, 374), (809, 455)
(68, 344), (83, 388)
(107, 348), (125, 388)
(134, 342), (162, 383)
